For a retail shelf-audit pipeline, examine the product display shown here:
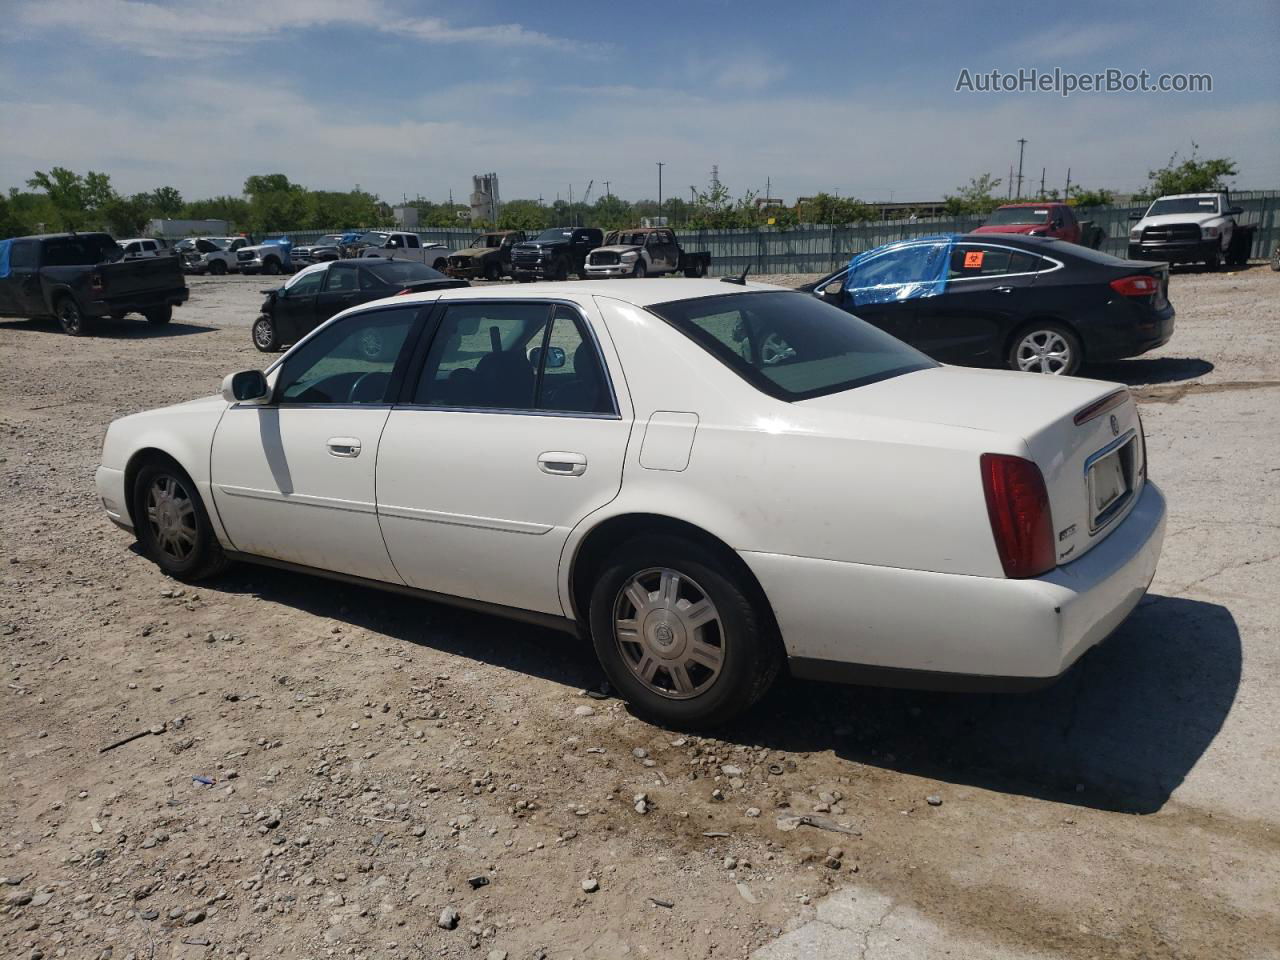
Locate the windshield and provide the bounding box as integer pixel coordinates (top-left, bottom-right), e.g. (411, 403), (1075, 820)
(471, 234), (502, 248)
(648, 290), (935, 401)
(1147, 197), (1220, 216)
(986, 207), (1051, 226)
(358, 232), (390, 245)
(43, 234), (123, 266)
(362, 259), (447, 285)
(534, 229), (573, 242)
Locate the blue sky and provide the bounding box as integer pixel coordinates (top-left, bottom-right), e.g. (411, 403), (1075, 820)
(1, 0), (1276, 204)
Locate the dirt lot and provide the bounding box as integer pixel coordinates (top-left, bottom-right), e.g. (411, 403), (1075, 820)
(2, 267), (1278, 960)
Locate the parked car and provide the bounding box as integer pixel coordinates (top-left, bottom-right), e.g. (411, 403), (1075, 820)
(803, 235), (1173, 376)
(119, 237), (171, 259)
(585, 227), (711, 278)
(180, 236), (249, 275)
(0, 232), (189, 335)
(446, 230), (527, 280)
(292, 235), (346, 267)
(511, 227), (603, 281)
(357, 231), (452, 271)
(236, 238), (294, 276)
(1127, 191), (1254, 269)
(249, 258), (467, 352)
(972, 202), (1106, 249)
(95, 278), (1166, 726)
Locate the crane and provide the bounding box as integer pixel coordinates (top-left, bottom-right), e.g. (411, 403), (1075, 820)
(577, 180), (594, 225)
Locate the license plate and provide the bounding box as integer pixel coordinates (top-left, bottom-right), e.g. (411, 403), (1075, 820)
(1089, 445), (1131, 527)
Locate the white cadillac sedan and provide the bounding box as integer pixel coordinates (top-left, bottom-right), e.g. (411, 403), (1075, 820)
(95, 279), (1166, 726)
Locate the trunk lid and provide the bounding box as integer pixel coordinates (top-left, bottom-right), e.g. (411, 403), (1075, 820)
(800, 366), (1147, 567)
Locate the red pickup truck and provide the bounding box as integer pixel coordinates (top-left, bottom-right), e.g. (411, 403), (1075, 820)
(971, 202), (1104, 248)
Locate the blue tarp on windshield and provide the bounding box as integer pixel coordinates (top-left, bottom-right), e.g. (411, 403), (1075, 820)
(261, 237), (293, 269)
(844, 235), (955, 306)
(0, 239), (12, 280)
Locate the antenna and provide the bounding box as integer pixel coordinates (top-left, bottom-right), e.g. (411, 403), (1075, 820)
(720, 264), (752, 286)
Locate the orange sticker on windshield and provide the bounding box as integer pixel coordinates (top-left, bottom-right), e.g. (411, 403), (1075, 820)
(963, 250), (985, 269)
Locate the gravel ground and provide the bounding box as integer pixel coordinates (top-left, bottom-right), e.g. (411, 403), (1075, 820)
(1, 265), (1278, 960)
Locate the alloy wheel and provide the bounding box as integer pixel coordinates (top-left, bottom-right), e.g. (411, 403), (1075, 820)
(1015, 330), (1072, 375)
(145, 474), (198, 563)
(613, 567), (724, 700)
(253, 317), (275, 350)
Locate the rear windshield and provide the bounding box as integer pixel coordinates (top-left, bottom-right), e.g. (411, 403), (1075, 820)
(362, 259), (447, 285)
(986, 207), (1052, 225)
(42, 235), (123, 266)
(648, 290), (935, 401)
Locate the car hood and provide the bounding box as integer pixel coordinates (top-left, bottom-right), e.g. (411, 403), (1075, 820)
(593, 244), (643, 255)
(452, 248), (496, 259)
(971, 223), (1047, 235)
(514, 241), (565, 251)
(1137, 212), (1222, 227)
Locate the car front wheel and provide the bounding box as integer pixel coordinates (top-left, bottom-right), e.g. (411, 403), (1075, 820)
(588, 535), (781, 727)
(132, 460), (229, 581)
(1009, 322), (1081, 376)
(252, 315), (281, 352)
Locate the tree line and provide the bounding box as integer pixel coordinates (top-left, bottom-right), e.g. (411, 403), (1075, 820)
(0, 148), (1238, 239)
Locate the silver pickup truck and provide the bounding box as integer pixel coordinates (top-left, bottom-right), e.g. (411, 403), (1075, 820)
(357, 231), (454, 271)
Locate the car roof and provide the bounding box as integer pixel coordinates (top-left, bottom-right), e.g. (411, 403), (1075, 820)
(994, 202), (1064, 208)
(393, 278), (783, 309)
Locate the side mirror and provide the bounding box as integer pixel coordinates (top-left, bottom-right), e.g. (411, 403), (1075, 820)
(1128, 212), (1143, 221)
(530, 345), (566, 369)
(221, 369), (270, 404)
(1228, 206), (1243, 216)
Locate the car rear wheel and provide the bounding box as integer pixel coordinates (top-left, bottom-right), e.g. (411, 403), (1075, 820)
(133, 460), (229, 581)
(252, 315), (281, 352)
(55, 296), (87, 336)
(554, 259), (570, 281)
(588, 535), (781, 727)
(1009, 322), (1081, 376)
(209, 260), (227, 276)
(144, 306), (172, 325)
(434, 258), (449, 272)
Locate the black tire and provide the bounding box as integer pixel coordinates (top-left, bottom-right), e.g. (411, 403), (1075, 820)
(209, 260), (227, 276)
(632, 260), (648, 279)
(252, 315), (281, 352)
(484, 260), (501, 281)
(55, 296), (88, 336)
(433, 258), (449, 272)
(132, 459), (229, 582)
(1203, 247), (1220, 271)
(144, 305), (173, 325)
(683, 261), (706, 278)
(1007, 321), (1082, 376)
(554, 259), (570, 281)
(587, 535), (781, 727)
(262, 258), (282, 276)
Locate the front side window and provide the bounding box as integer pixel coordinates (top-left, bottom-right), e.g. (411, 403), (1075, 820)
(844, 240), (950, 305)
(285, 270), (325, 297)
(649, 291), (935, 401)
(275, 307), (418, 405)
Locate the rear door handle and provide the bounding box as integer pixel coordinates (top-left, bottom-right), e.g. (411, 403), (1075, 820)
(327, 437), (362, 458)
(538, 451), (587, 476)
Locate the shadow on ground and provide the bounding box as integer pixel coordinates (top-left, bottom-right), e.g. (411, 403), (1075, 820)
(0, 317), (217, 338)
(206, 562), (1240, 815)
(1085, 357), (1214, 386)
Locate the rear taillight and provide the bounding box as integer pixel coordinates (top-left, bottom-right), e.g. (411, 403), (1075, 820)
(90, 272), (104, 294)
(980, 453), (1056, 579)
(1110, 274), (1159, 297)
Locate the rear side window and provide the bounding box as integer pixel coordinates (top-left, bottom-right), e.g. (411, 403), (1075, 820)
(649, 291), (935, 401)
(948, 246), (1044, 278)
(9, 240), (37, 268)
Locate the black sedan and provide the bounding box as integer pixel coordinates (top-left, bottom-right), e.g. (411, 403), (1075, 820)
(803, 235), (1174, 375)
(251, 259), (468, 352)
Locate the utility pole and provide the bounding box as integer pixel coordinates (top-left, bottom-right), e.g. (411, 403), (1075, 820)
(1015, 138), (1028, 200)
(656, 162), (665, 221)
(1064, 167), (1072, 199)
(603, 180), (610, 200)
(765, 176), (771, 199)
(568, 184), (574, 226)
(1007, 165), (1013, 200)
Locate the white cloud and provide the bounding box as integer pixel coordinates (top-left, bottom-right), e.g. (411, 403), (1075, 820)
(13, 0), (580, 58)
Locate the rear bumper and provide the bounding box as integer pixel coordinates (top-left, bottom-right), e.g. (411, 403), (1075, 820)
(1088, 298), (1175, 361)
(744, 481), (1166, 688)
(86, 286), (189, 317)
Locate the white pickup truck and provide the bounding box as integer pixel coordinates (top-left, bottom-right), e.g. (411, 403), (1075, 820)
(356, 231), (453, 271)
(178, 236), (249, 275)
(1128, 191), (1254, 269)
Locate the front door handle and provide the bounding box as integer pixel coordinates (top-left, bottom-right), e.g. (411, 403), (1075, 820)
(992, 285), (1015, 294)
(327, 437), (362, 458)
(538, 451), (587, 476)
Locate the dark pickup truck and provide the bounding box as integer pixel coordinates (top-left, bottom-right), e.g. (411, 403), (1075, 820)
(511, 227), (604, 281)
(0, 233), (189, 335)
